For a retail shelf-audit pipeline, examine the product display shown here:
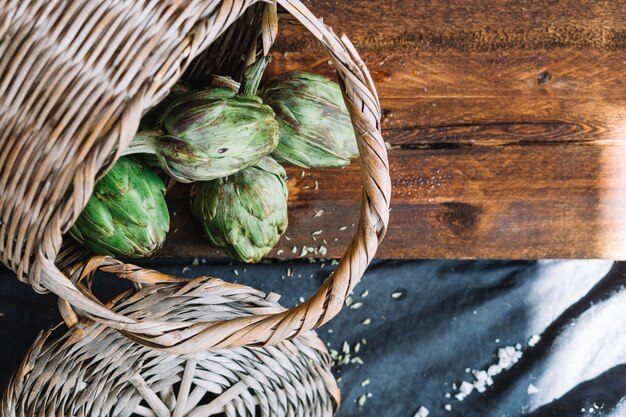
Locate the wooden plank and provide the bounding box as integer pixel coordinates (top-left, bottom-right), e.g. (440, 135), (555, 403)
(158, 1), (626, 259)
(162, 142), (626, 259)
(276, 0), (626, 53)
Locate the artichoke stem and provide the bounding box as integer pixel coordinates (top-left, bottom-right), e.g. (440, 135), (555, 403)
(239, 56), (270, 96)
(122, 129), (163, 156)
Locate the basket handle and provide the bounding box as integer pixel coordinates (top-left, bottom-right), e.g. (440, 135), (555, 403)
(39, 0), (391, 354)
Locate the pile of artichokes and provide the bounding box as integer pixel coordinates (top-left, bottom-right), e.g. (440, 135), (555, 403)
(69, 58), (358, 263)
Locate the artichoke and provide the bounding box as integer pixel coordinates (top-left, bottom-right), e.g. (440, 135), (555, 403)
(190, 156), (288, 263)
(259, 71), (359, 168)
(124, 59), (279, 182)
(69, 156), (169, 258)
(139, 82), (190, 130)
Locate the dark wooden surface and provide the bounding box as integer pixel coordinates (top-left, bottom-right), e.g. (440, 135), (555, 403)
(161, 0), (626, 260)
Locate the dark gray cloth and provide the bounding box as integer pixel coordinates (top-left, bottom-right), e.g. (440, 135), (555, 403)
(0, 259), (623, 416)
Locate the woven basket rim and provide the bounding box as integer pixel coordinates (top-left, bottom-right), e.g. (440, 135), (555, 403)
(0, 0), (391, 354)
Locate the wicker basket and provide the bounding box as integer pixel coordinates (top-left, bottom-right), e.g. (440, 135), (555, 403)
(0, 0), (390, 415)
(2, 257), (340, 417)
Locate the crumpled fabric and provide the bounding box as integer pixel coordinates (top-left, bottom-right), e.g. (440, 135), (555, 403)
(0, 259), (623, 416)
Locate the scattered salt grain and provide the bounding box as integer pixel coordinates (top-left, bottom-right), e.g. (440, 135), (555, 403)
(362, 318), (371, 325)
(314, 210), (324, 218)
(191, 258), (200, 266)
(495, 338), (500, 343)
(444, 404), (452, 411)
(414, 406), (429, 417)
(454, 381), (474, 401)
(299, 297), (305, 303)
(339, 226), (348, 231)
(319, 246), (328, 256)
(300, 247), (308, 257)
(292, 246), (298, 254)
(350, 302), (363, 310)
(527, 384), (539, 395)
(357, 395), (367, 407)
(528, 335), (541, 347)
(391, 291), (403, 299)
(361, 378), (370, 387)
(361, 290), (369, 298)
(277, 249), (284, 256)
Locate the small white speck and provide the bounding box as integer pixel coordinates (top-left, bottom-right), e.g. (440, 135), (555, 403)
(391, 291), (403, 299)
(319, 246), (328, 256)
(350, 302), (363, 309)
(515, 343), (522, 350)
(362, 318), (371, 325)
(292, 246), (298, 254)
(357, 395), (366, 406)
(277, 249), (284, 255)
(361, 290), (369, 298)
(444, 404), (452, 411)
(445, 392), (451, 399)
(527, 384), (539, 395)
(339, 226), (348, 231)
(495, 338), (500, 343)
(312, 230), (323, 236)
(233, 269), (239, 276)
(528, 334), (541, 347)
(414, 406), (429, 417)
(361, 378), (370, 387)
(298, 297), (305, 303)
(465, 368), (471, 373)
(314, 210), (324, 218)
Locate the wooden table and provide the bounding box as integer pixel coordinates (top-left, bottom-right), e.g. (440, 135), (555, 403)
(161, 0), (626, 260)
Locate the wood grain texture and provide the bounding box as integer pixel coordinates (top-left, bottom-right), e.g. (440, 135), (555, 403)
(160, 0), (626, 260)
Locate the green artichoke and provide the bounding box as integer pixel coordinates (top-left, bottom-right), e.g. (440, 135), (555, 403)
(69, 156), (169, 258)
(139, 82), (190, 130)
(259, 71), (359, 168)
(124, 59), (279, 183)
(190, 156), (288, 263)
